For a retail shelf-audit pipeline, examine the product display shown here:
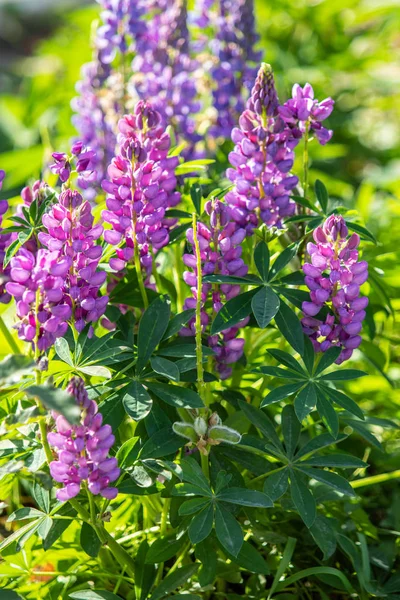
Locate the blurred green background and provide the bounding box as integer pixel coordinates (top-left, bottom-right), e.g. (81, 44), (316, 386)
(0, 0), (399, 457)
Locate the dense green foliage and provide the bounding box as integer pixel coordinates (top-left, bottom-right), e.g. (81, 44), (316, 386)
(0, 2), (399, 599)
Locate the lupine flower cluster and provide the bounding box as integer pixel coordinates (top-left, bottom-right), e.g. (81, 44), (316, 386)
(38, 188), (108, 334)
(181, 199), (248, 379)
(226, 64), (334, 231)
(48, 377), (119, 501)
(0, 170), (13, 305)
(102, 101), (180, 280)
(302, 215), (368, 364)
(50, 141), (97, 191)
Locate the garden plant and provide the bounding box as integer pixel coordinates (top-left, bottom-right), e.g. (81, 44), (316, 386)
(0, 1), (399, 599)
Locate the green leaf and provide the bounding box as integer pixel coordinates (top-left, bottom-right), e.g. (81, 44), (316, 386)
(239, 400), (283, 451)
(301, 336), (315, 374)
(134, 539), (157, 600)
(0, 354), (33, 384)
(254, 241), (270, 281)
(203, 274), (261, 285)
(314, 179), (329, 213)
(69, 592), (122, 600)
(275, 567), (354, 595)
(78, 365), (112, 379)
(150, 357), (180, 382)
(163, 310), (195, 340)
(145, 535), (185, 564)
(122, 380), (153, 421)
(290, 194), (321, 213)
(319, 369), (367, 381)
(255, 366), (305, 380)
(32, 483), (50, 513)
(320, 386), (364, 420)
(290, 470), (316, 528)
(282, 405), (301, 458)
(116, 437), (140, 469)
(274, 301), (304, 355)
(261, 382), (304, 407)
(0, 591), (23, 600)
(218, 487), (273, 508)
(148, 563), (199, 600)
(54, 337), (73, 366)
(147, 382), (203, 409)
(188, 503), (214, 544)
(267, 349), (305, 375)
(139, 427), (185, 460)
(267, 536), (297, 599)
(27, 385), (80, 425)
(297, 467), (356, 497)
(3, 230), (32, 268)
(316, 389), (339, 438)
(263, 469), (289, 501)
(43, 504), (76, 550)
(295, 432), (348, 460)
(268, 243), (299, 281)
(158, 344), (215, 358)
(314, 347), (342, 375)
(80, 522), (101, 558)
(301, 454), (367, 468)
(137, 295), (171, 373)
(294, 383), (317, 421)
(215, 504), (243, 557)
(346, 221), (377, 244)
(8, 507), (45, 521)
(179, 498), (210, 516)
(224, 540), (270, 575)
(211, 289), (259, 334)
(251, 286), (280, 328)
(190, 183), (202, 214)
(309, 515), (337, 560)
(180, 457), (211, 493)
(343, 420), (382, 450)
(196, 538), (216, 587)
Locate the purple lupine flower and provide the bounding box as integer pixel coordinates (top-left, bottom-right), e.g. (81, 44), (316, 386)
(131, 0), (201, 155)
(48, 377), (119, 501)
(5, 248), (71, 351)
(279, 83), (335, 145)
(181, 199), (248, 379)
(50, 142), (96, 187)
(38, 188), (108, 333)
(301, 215), (368, 364)
(102, 101), (180, 280)
(0, 170), (13, 305)
(226, 64), (302, 231)
(205, 0), (262, 138)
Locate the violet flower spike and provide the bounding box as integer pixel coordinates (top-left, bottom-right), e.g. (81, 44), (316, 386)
(48, 377), (120, 501)
(301, 214), (368, 364)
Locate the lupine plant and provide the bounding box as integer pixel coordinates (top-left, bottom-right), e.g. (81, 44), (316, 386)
(0, 1), (399, 600)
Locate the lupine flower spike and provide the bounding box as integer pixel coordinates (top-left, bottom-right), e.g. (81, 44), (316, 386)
(302, 215), (368, 364)
(49, 377), (120, 501)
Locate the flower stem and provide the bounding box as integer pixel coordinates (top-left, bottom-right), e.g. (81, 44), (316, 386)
(200, 450), (210, 481)
(351, 469), (400, 489)
(0, 315), (19, 354)
(192, 213), (206, 403)
(133, 216), (149, 310)
(39, 418), (53, 464)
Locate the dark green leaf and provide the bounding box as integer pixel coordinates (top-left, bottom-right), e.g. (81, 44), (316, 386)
(255, 366), (305, 380)
(314, 179), (329, 213)
(314, 347), (342, 375)
(295, 433), (348, 460)
(225, 540), (270, 574)
(180, 457), (211, 493)
(294, 383), (317, 422)
(274, 301), (304, 354)
(251, 286), (280, 328)
(69, 592), (122, 600)
(158, 344), (215, 358)
(263, 469), (289, 501)
(346, 221), (377, 244)
(290, 470), (316, 528)
(261, 382), (304, 407)
(319, 369), (367, 382)
(215, 504), (243, 557)
(254, 241), (270, 281)
(203, 274), (261, 285)
(145, 535), (185, 564)
(139, 427), (185, 459)
(316, 389), (339, 438)
(267, 349), (305, 375)
(301, 336), (315, 374)
(8, 507), (45, 521)
(80, 522), (101, 558)
(148, 563), (199, 600)
(188, 503), (214, 544)
(320, 386), (364, 420)
(239, 400), (283, 451)
(290, 194), (321, 213)
(342, 420), (382, 450)
(196, 538), (217, 587)
(0, 354), (34, 384)
(43, 504), (76, 550)
(297, 467), (356, 497)
(190, 183), (202, 214)
(146, 382), (203, 409)
(150, 357), (180, 382)
(3, 230), (32, 268)
(268, 243), (299, 281)
(217, 487), (273, 507)
(134, 539), (157, 600)
(163, 310), (195, 340)
(123, 380), (153, 420)
(282, 405), (301, 458)
(301, 454), (367, 468)
(211, 289), (259, 334)
(137, 296), (171, 373)
(310, 515), (337, 560)
(179, 498), (210, 516)
(27, 385), (80, 425)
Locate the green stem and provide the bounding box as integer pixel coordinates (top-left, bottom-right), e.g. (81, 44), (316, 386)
(174, 241), (185, 313)
(192, 213), (206, 403)
(0, 315), (20, 353)
(155, 498), (171, 586)
(39, 418), (53, 464)
(200, 450), (210, 481)
(351, 470), (400, 489)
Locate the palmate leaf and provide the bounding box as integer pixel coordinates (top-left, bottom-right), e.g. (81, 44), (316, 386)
(263, 469), (289, 501)
(289, 469), (316, 528)
(239, 400), (283, 452)
(215, 503), (243, 557)
(254, 240), (270, 281)
(148, 563), (199, 600)
(274, 301), (304, 354)
(261, 382), (304, 407)
(251, 286), (280, 328)
(294, 383), (317, 421)
(296, 466), (356, 497)
(281, 406), (301, 459)
(122, 380), (153, 420)
(188, 503), (214, 544)
(137, 295), (171, 373)
(268, 243), (299, 281)
(211, 288), (259, 334)
(217, 487), (273, 508)
(27, 384), (80, 425)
